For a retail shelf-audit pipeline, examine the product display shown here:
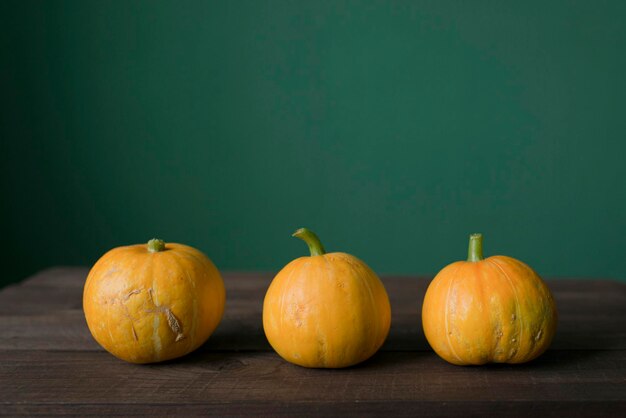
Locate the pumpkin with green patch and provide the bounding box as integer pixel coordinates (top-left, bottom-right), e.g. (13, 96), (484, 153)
(83, 239), (225, 363)
(422, 233), (558, 365)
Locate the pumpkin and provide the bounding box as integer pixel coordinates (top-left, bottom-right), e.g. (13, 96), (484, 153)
(263, 228), (391, 368)
(422, 233), (557, 365)
(83, 238), (225, 363)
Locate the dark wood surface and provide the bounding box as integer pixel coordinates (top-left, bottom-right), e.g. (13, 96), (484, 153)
(1, 267), (625, 417)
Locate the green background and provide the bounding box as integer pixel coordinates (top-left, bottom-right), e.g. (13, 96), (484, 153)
(2, 0), (625, 286)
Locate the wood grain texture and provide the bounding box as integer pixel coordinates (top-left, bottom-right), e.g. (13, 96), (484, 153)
(2, 350), (625, 402)
(3, 402), (625, 418)
(1, 267), (625, 416)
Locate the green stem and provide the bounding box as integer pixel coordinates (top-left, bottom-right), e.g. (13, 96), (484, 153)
(292, 227), (326, 256)
(467, 233), (484, 262)
(147, 238), (166, 253)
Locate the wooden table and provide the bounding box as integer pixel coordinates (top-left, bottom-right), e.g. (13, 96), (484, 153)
(1, 267), (625, 416)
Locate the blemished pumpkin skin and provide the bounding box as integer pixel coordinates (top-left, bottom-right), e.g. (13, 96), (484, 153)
(422, 234), (557, 366)
(263, 228), (391, 368)
(83, 239), (225, 364)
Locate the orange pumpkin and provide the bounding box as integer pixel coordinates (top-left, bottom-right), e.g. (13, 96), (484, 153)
(83, 239), (225, 363)
(263, 228), (391, 368)
(422, 233), (557, 365)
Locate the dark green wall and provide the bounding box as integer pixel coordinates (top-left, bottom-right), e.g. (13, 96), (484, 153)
(2, 0), (625, 286)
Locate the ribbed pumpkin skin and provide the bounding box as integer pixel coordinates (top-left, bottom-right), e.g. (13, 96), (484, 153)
(83, 243), (225, 364)
(263, 253), (391, 368)
(422, 256), (557, 365)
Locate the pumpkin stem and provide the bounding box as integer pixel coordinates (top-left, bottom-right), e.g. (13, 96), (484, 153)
(147, 238), (166, 253)
(292, 228), (326, 256)
(467, 233), (484, 262)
